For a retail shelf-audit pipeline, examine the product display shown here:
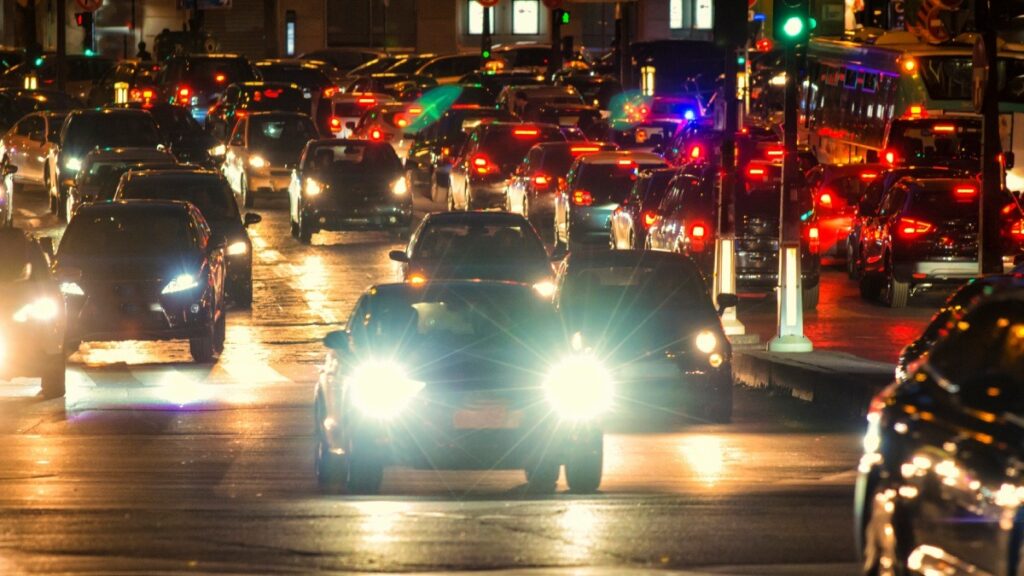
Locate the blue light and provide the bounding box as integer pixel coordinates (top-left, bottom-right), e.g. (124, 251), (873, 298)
(684, 109), (696, 120)
(753, 12), (766, 21)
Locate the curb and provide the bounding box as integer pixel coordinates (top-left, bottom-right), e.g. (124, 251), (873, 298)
(733, 350), (895, 419)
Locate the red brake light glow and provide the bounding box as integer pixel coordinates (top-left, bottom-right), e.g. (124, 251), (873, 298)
(860, 171), (879, 181)
(572, 190), (594, 206)
(533, 174), (550, 187)
(513, 128), (540, 137)
(215, 73), (226, 83)
(884, 150), (896, 166)
(570, 146), (600, 154)
(808, 226), (820, 254)
(747, 166), (766, 178)
(818, 192), (833, 208)
(471, 154), (494, 175)
(765, 146), (784, 159)
(689, 145), (703, 159)
(323, 86), (338, 98)
(897, 217), (933, 237)
(329, 116), (341, 129)
(370, 128), (383, 141)
(690, 224), (706, 238)
(357, 97), (376, 105)
(262, 89), (282, 99)
(617, 159), (636, 166)
(954, 185), (978, 199)
(643, 211), (657, 229)
(408, 107), (422, 115)
(907, 105), (925, 118)
(177, 86), (191, 99)
(1011, 220), (1024, 238)
(933, 124), (956, 133)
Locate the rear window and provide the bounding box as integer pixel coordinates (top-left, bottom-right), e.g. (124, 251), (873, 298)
(412, 220), (546, 261)
(576, 162), (665, 203)
(60, 210), (192, 257)
(889, 122), (981, 164)
(334, 100), (376, 117)
(242, 87), (311, 114)
(304, 142), (402, 174)
(249, 116), (318, 152)
(120, 176), (238, 220)
(480, 126), (565, 165)
(256, 67), (331, 90)
(83, 161), (175, 197)
(185, 58), (256, 88)
(62, 114), (161, 156)
(906, 186), (980, 220)
(611, 123), (677, 148)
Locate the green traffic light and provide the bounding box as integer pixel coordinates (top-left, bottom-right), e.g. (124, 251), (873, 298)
(560, 11), (570, 25)
(83, 48), (95, 57)
(782, 15), (804, 38)
(34, 57), (43, 67)
(482, 49), (491, 59)
(737, 56), (746, 65)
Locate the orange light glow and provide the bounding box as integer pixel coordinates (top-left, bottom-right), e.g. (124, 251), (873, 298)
(513, 128), (540, 136)
(409, 274), (427, 285)
(215, 73), (226, 83)
(933, 124), (956, 133)
(901, 58), (917, 73)
(572, 190), (594, 206)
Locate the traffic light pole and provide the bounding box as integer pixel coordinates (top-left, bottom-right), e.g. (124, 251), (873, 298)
(481, 7), (493, 64)
(768, 40), (812, 352)
(977, 0), (1002, 276)
(548, 9), (563, 77)
(56, 0), (67, 92)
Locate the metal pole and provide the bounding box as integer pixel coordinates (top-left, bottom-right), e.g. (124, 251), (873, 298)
(978, 0), (1002, 275)
(56, 0), (66, 92)
(481, 5), (492, 65)
(548, 9), (562, 77)
(768, 40), (812, 352)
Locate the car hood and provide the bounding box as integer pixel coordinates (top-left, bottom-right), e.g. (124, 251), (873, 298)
(56, 254), (200, 282)
(410, 259), (552, 284)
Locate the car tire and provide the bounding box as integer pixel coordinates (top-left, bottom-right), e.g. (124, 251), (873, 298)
(298, 205), (315, 244)
(846, 243), (859, 280)
(40, 354), (66, 399)
(241, 174), (253, 209)
(884, 258), (909, 309)
(346, 442), (383, 495)
(802, 282), (819, 310)
(56, 187), (67, 221)
(525, 458), (560, 494)
(700, 380), (733, 423)
(564, 430), (603, 493)
(189, 321), (217, 363)
(315, 432), (347, 494)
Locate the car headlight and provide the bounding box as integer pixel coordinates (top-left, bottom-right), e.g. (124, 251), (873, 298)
(64, 157), (82, 172)
(770, 73), (787, 87)
(544, 353), (614, 420)
(13, 297), (60, 323)
(305, 178), (323, 196)
(391, 177), (408, 196)
(532, 279), (555, 298)
(348, 359), (425, 419)
(249, 155), (267, 169)
(60, 281), (85, 296)
(226, 241), (248, 256)
(162, 273), (199, 294)
(695, 330), (718, 354)
(209, 144), (226, 157)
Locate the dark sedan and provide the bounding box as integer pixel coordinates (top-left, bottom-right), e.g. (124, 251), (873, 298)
(114, 169), (261, 307)
(389, 211), (554, 294)
(554, 250), (735, 422)
(288, 139), (411, 243)
(314, 281), (606, 494)
(55, 201), (228, 363)
(857, 289), (1024, 576)
(112, 102), (222, 168)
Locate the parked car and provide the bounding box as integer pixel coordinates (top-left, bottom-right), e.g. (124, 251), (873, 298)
(222, 111), (318, 207)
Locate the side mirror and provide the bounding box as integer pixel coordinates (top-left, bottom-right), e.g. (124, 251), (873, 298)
(323, 328), (350, 350)
(1005, 151), (1016, 171)
(2, 164), (18, 176)
(716, 292), (738, 316)
(55, 266), (82, 283)
(243, 212), (262, 226)
(389, 249), (409, 263)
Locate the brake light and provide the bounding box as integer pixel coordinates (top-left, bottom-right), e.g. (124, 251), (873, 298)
(808, 226), (820, 254)
(142, 89), (153, 99)
(130, 88), (140, 100)
(691, 224), (706, 238)
(818, 191), (833, 209)
(897, 217), (933, 237)
(884, 150), (896, 166)
(933, 124), (956, 133)
(262, 89), (282, 99)
(395, 115), (409, 128)
(214, 73), (226, 83)
(513, 128), (540, 137)
(689, 223), (707, 252)
(440, 146), (452, 158)
(471, 154), (495, 175)
(954, 185), (978, 200)
(747, 166), (766, 178)
(689, 145), (703, 159)
(643, 211), (657, 229)
(860, 171), (878, 181)
(765, 146), (784, 159)
(1011, 220), (1024, 238)
(901, 58), (917, 74)
(570, 146), (600, 154)
(329, 116), (342, 130)
(234, 110), (248, 119)
(408, 106), (422, 115)
(323, 86), (338, 98)
(572, 190), (594, 206)
(617, 159), (636, 167)
(370, 128), (383, 141)
(357, 97), (376, 105)
(177, 86), (191, 100)
(532, 174), (550, 188)
(409, 273), (427, 285)
(907, 104), (925, 119)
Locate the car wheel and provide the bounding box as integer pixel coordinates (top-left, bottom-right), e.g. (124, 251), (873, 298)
(802, 282), (820, 310)
(861, 482), (912, 576)
(40, 354), (66, 399)
(241, 174), (253, 208)
(698, 378), (733, 423)
(297, 204), (315, 244)
(884, 258), (909, 309)
(315, 432), (347, 493)
(56, 187), (67, 221)
(64, 339), (81, 359)
(525, 458), (560, 494)
(847, 243), (859, 280)
(564, 430), (603, 493)
(189, 320), (217, 363)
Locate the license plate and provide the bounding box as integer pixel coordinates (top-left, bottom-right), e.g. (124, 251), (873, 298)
(453, 406), (522, 429)
(345, 217), (371, 225)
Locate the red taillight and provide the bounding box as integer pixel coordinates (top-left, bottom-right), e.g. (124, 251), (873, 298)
(570, 146), (600, 154)
(357, 97), (376, 105)
(907, 104), (925, 118)
(765, 146), (784, 160)
(954, 185), (978, 200)
(617, 159), (636, 167)
(897, 217), (933, 238)
(532, 174), (550, 188)
(214, 73), (226, 83)
(329, 116), (342, 130)
(1011, 220), (1024, 238)
(818, 191), (833, 209)
(323, 86), (338, 98)
(142, 89), (153, 99)
(408, 106), (423, 115)
(642, 211), (657, 229)
(747, 166), (766, 178)
(689, 223), (707, 252)
(755, 38), (773, 52)
(234, 110), (248, 119)
(370, 128), (383, 141)
(808, 226), (820, 254)
(130, 88), (140, 100)
(689, 145), (703, 159)
(395, 115), (409, 128)
(933, 124), (956, 133)
(513, 128), (540, 137)
(691, 224), (706, 238)
(884, 150), (896, 166)
(572, 190), (594, 206)
(440, 146), (452, 158)
(860, 171), (878, 181)
(471, 154), (494, 175)
(177, 86), (191, 100)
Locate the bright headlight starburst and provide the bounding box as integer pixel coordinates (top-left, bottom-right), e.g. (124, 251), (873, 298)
(64, 157), (82, 172)
(60, 281), (85, 296)
(249, 155), (267, 169)
(226, 241), (248, 256)
(544, 353), (614, 421)
(391, 177), (408, 196)
(695, 330), (718, 354)
(162, 273), (199, 294)
(304, 178), (323, 196)
(348, 359), (425, 419)
(13, 297), (59, 323)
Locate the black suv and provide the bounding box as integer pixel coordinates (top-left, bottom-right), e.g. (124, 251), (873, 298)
(159, 54), (258, 124)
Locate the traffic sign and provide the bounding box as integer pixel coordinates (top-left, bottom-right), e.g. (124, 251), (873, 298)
(476, 0), (499, 7)
(75, 0), (102, 12)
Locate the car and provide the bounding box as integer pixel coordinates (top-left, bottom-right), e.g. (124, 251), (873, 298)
(489, 44), (553, 74)
(553, 250), (734, 422)
(646, 162), (822, 307)
(880, 116), (981, 171)
(383, 54), (437, 75)
(805, 163), (885, 265)
(448, 122), (566, 211)
(323, 91), (394, 138)
(519, 102), (604, 138)
(222, 111), (318, 207)
(314, 280), (606, 494)
(0, 88), (77, 134)
(351, 101), (424, 160)
(51, 108), (164, 221)
(287, 138), (411, 244)
(110, 102), (221, 168)
(404, 105), (514, 203)
(0, 162), (16, 225)
(856, 289), (1024, 576)
(553, 151), (668, 251)
(0, 110), (67, 195)
(846, 165), (963, 280)
(54, 200), (228, 363)
(0, 227), (67, 398)
(857, 177), (1024, 308)
(254, 59), (336, 94)
(505, 142), (616, 233)
(609, 167), (678, 250)
(603, 120), (682, 153)
(160, 53), (259, 123)
(0, 54), (114, 102)
(497, 85), (585, 117)
(66, 147), (179, 217)
(299, 48), (383, 74)
(617, 94), (704, 124)
(86, 59), (163, 106)
(414, 54), (482, 85)
(553, 73), (623, 111)
(115, 168), (261, 307)
(343, 73), (437, 102)
(205, 81), (313, 141)
(458, 71), (547, 104)
(388, 211), (553, 290)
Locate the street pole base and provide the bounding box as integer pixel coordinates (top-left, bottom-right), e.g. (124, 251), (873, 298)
(721, 314), (746, 336)
(767, 334), (813, 353)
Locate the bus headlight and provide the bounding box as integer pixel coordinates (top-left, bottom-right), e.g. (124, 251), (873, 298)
(544, 353), (614, 420)
(349, 359), (425, 419)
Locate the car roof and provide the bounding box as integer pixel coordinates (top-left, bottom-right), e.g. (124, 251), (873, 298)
(246, 110), (313, 120)
(237, 81), (303, 90)
(331, 92), (394, 102)
(123, 168), (220, 180)
(78, 199), (193, 215)
(179, 53), (246, 60)
(577, 151), (667, 165)
(423, 211), (531, 226)
(905, 177), (979, 191)
(84, 147), (175, 161)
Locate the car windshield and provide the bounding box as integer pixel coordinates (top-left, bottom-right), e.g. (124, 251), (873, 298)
(141, 105), (199, 134)
(242, 87), (311, 114)
(59, 210), (192, 257)
(119, 176), (239, 220)
(249, 116), (317, 156)
(82, 161), (176, 197)
(929, 300), (1024, 391)
(480, 127), (565, 166)
(62, 114), (161, 156)
(576, 163), (665, 203)
(305, 142), (402, 175)
(412, 221), (547, 261)
(904, 185), (996, 220)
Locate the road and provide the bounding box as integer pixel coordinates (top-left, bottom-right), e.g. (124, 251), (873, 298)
(0, 185), (945, 574)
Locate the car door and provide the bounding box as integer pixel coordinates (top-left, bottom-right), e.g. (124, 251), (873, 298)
(449, 130), (478, 208)
(612, 174), (644, 249)
(863, 184), (907, 274)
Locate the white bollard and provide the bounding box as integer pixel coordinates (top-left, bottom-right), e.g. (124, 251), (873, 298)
(767, 242), (813, 352)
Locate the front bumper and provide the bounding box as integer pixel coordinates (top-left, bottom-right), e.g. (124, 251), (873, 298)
(64, 290), (213, 343)
(304, 201), (413, 232)
(893, 259), (980, 283)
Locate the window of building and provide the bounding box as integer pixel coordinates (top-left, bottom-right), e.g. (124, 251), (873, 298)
(512, 0), (540, 35)
(694, 0), (713, 30)
(468, 1), (496, 35)
(670, 0), (683, 29)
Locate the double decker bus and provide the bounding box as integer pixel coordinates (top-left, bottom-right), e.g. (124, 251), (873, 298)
(801, 31), (1024, 190)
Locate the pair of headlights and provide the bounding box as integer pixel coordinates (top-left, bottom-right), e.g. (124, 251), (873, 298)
(60, 273), (202, 298)
(347, 353), (616, 422)
(304, 178), (408, 198)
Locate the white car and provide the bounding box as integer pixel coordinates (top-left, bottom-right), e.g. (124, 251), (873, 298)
(324, 92), (393, 138)
(222, 111), (319, 208)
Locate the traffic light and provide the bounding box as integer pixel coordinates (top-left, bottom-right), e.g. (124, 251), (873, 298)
(555, 9), (570, 25)
(74, 11), (95, 52)
(773, 0), (809, 44)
